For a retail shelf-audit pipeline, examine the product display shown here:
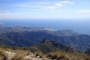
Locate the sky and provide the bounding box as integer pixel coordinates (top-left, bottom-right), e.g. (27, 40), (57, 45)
(0, 0), (90, 19)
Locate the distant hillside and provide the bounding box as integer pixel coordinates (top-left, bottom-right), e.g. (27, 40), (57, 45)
(41, 38), (77, 52)
(0, 26), (52, 33)
(54, 29), (79, 36)
(0, 26), (90, 51)
(0, 26), (78, 36)
(29, 38), (77, 53)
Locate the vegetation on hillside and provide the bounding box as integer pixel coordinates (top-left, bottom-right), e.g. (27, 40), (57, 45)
(0, 31), (90, 51)
(0, 46), (90, 60)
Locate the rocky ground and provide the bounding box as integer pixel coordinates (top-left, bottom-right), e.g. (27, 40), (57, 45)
(5, 51), (49, 60)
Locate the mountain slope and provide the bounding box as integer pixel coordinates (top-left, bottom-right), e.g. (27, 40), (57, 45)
(85, 48), (90, 55)
(30, 38), (77, 53)
(0, 26), (90, 51)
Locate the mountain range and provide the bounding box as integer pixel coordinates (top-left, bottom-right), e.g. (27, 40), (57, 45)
(29, 38), (78, 53)
(0, 26), (90, 52)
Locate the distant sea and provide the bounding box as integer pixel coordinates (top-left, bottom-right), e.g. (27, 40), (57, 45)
(0, 19), (90, 35)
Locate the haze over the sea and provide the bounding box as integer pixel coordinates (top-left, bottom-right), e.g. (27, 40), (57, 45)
(0, 19), (90, 35)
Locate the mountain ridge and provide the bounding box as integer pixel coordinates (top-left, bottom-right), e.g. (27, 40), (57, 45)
(0, 26), (90, 51)
(29, 38), (78, 53)
(41, 38), (77, 52)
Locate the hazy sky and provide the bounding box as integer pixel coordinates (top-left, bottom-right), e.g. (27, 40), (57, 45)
(0, 0), (90, 19)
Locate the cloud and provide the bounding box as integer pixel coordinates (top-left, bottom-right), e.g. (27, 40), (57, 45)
(61, 1), (70, 4)
(61, 1), (74, 4)
(14, 4), (42, 8)
(76, 10), (90, 13)
(55, 3), (63, 7)
(0, 12), (51, 19)
(55, 1), (74, 7)
(45, 1), (74, 11)
(45, 6), (55, 10)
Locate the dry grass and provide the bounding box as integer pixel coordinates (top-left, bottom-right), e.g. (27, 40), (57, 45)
(46, 51), (69, 60)
(0, 47), (32, 60)
(0, 47), (90, 60)
(11, 49), (31, 60)
(46, 51), (90, 60)
(0, 48), (8, 60)
(11, 54), (24, 60)
(34, 51), (44, 58)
